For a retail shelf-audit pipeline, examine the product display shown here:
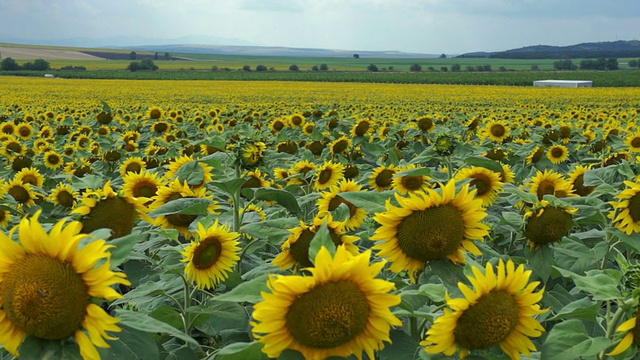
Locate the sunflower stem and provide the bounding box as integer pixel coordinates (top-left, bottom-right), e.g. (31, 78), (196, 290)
(409, 316), (420, 342)
(232, 164), (242, 234)
(597, 304), (626, 360)
(237, 237), (262, 273)
(181, 274), (193, 334)
(445, 156), (453, 181)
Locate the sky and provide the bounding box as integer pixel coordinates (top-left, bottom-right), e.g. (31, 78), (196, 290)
(0, 0), (638, 54)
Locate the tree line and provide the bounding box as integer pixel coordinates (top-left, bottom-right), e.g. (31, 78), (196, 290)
(0, 57), (51, 71)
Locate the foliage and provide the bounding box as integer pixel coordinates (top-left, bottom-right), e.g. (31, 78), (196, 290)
(0, 57), (20, 71)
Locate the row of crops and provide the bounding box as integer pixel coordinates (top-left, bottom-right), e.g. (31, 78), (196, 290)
(0, 77), (639, 359)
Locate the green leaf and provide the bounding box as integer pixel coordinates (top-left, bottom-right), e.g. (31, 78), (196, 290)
(309, 222), (336, 266)
(150, 304), (183, 330)
(98, 325), (160, 360)
(525, 244), (554, 283)
(211, 178), (249, 197)
(115, 310), (199, 347)
(173, 161), (205, 187)
(463, 156), (503, 173)
(377, 329), (421, 360)
(214, 342), (266, 360)
(554, 267), (622, 301)
(547, 297), (601, 322)
(541, 319), (610, 360)
(501, 211), (524, 228)
(582, 166), (616, 187)
(190, 301), (248, 334)
(337, 190), (394, 214)
(394, 167), (432, 178)
(19, 336), (82, 360)
(149, 198), (213, 217)
(214, 274), (270, 304)
(109, 232), (143, 269)
(553, 239), (608, 274)
(253, 188), (302, 217)
(240, 217), (300, 244)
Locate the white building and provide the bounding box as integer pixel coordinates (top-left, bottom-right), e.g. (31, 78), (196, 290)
(533, 80), (592, 88)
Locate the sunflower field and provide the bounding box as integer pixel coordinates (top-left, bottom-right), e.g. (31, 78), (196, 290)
(0, 76), (640, 360)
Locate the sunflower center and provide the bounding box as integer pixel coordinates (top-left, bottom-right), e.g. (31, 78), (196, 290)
(81, 197), (136, 238)
(537, 180), (556, 199)
(7, 142), (22, 154)
(355, 121), (370, 135)
(57, 191), (75, 208)
(628, 193), (640, 223)
(454, 290), (520, 350)
(401, 176), (424, 191)
(317, 168), (334, 185)
(3, 254), (89, 340)
(332, 140), (348, 154)
(525, 207), (573, 244)
(133, 181), (158, 198)
(490, 124), (505, 137)
(288, 229), (342, 268)
(8, 185), (30, 203)
(375, 170), (395, 188)
(125, 162), (143, 173)
(192, 236), (222, 269)
(551, 147), (565, 158)
(631, 137), (640, 149)
(286, 280), (370, 349)
(396, 204), (464, 261)
(572, 174), (594, 196)
(469, 176), (490, 196)
(328, 195), (357, 217)
(47, 154), (61, 165)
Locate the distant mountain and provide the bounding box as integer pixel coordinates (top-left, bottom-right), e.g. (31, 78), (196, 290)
(0, 35), (256, 48)
(458, 40), (640, 59)
(105, 44), (440, 59)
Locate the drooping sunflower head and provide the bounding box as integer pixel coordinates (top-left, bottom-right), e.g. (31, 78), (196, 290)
(422, 259), (547, 360)
(350, 118), (372, 137)
(313, 161), (345, 191)
(546, 144), (569, 164)
(273, 214), (360, 270)
(567, 165), (595, 196)
(371, 180), (489, 282)
(499, 164), (515, 184)
(526, 146), (545, 165)
(147, 106), (163, 119)
(524, 200), (577, 248)
(602, 151), (631, 168)
(72, 181), (149, 239)
(392, 164), (431, 195)
(607, 306), (640, 356)
(329, 135), (352, 156)
(275, 140), (298, 155)
(0, 211), (129, 358)
(609, 180), (640, 235)
(454, 166), (504, 207)
(317, 179), (369, 231)
(48, 182), (78, 209)
(369, 164), (398, 192)
(241, 169), (272, 190)
(181, 220), (241, 289)
(236, 141), (266, 169)
(252, 246), (402, 360)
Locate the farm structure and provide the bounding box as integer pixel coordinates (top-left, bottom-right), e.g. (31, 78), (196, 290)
(533, 80), (593, 87)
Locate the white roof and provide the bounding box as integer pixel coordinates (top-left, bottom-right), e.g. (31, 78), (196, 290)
(533, 80), (592, 84)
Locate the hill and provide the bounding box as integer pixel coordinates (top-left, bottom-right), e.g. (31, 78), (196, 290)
(458, 40), (640, 59)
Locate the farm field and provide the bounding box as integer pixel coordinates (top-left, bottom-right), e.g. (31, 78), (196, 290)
(1, 77), (640, 360)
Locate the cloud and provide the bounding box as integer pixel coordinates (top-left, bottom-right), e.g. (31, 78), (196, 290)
(237, 0), (304, 12)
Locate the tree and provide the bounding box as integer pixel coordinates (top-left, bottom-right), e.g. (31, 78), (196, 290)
(164, 52), (171, 60)
(629, 60), (639, 68)
(475, 65), (484, 71)
(580, 59), (595, 70)
(388, 66), (394, 71)
(498, 66), (507, 72)
(289, 64), (299, 71)
(32, 58), (50, 71)
(1, 57), (20, 71)
(466, 65), (475, 72)
(531, 64), (539, 71)
(427, 66), (437, 72)
(154, 52), (159, 60)
(451, 64), (461, 72)
(242, 65), (251, 71)
(256, 65), (268, 72)
(129, 51), (137, 60)
(606, 58), (618, 70)
(127, 61), (141, 72)
(140, 59), (158, 70)
(319, 64), (328, 71)
(311, 65), (319, 71)
(367, 64), (379, 72)
(593, 58), (606, 70)
(440, 66), (448, 72)
(409, 64), (422, 72)
(483, 65), (492, 71)
(439, 53), (447, 58)
(353, 54), (359, 59)
(553, 59), (577, 70)
(211, 65), (219, 71)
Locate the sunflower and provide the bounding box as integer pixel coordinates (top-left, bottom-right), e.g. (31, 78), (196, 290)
(422, 259), (547, 359)
(237, 141), (266, 168)
(567, 165), (595, 196)
(150, 179), (219, 239)
(546, 144), (569, 164)
(415, 115), (436, 133)
(0, 122), (15, 135)
(4, 178), (37, 209)
(370, 180), (489, 282)
(151, 120), (171, 133)
(302, 122), (315, 136)
(455, 166), (504, 207)
(269, 117), (287, 133)
(1, 136), (24, 157)
(609, 180), (640, 235)
(72, 181), (149, 239)
(607, 306), (640, 356)
(122, 170), (165, 203)
(602, 152), (631, 167)
(275, 141), (298, 155)
(147, 106), (163, 119)
(527, 169), (575, 201)
(273, 167), (290, 182)
(252, 246), (402, 360)
(329, 135), (352, 156)
(0, 206), (12, 228)
(42, 150), (64, 170)
(288, 113), (305, 128)
(181, 220), (241, 289)
(313, 161), (345, 191)
(242, 204), (267, 222)
(484, 120), (510, 143)
(15, 123), (33, 140)
(0, 211), (129, 359)
(524, 200), (577, 249)
(368, 164), (398, 192)
(164, 155), (214, 189)
(525, 146), (545, 165)
(306, 140), (326, 156)
(287, 160), (317, 186)
(625, 132), (640, 152)
(392, 165), (431, 195)
(499, 164), (515, 184)
(119, 156), (146, 177)
(350, 118), (372, 137)
(48, 182), (78, 209)
(242, 169), (272, 190)
(272, 214), (359, 270)
(14, 167), (45, 188)
(317, 179), (369, 231)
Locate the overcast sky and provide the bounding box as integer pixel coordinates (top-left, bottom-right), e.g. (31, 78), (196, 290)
(0, 0), (638, 54)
